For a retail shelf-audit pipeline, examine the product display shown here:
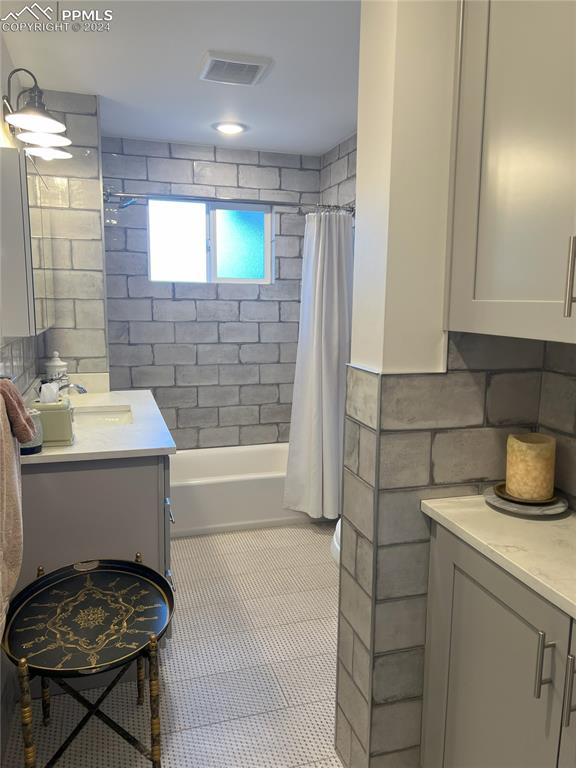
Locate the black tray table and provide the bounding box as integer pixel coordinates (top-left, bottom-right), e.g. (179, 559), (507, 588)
(2, 555), (174, 767)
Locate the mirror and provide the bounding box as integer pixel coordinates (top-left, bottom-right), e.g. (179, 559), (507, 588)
(27, 159), (55, 335)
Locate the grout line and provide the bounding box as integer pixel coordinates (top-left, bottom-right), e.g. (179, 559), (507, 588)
(156, 695), (338, 739)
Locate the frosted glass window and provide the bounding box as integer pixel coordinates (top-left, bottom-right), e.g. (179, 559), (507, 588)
(148, 200), (207, 282)
(148, 199), (272, 284)
(214, 209), (266, 280)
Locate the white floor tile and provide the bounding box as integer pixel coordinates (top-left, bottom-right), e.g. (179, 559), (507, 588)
(174, 563), (338, 610)
(173, 524), (335, 558)
(272, 654), (337, 707)
(244, 587), (339, 630)
(3, 524), (342, 768)
(170, 599), (254, 642)
(94, 665), (289, 735)
(174, 538), (335, 581)
(161, 616), (337, 682)
(160, 699), (338, 768)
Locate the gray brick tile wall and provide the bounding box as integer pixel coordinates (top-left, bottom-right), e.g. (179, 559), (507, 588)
(539, 342), (576, 507)
(320, 135), (357, 206)
(0, 337), (37, 393)
(104, 136), (357, 448)
(337, 331), (550, 767)
(27, 90), (107, 376)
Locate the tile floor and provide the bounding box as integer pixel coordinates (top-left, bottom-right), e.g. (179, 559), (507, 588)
(3, 523), (341, 767)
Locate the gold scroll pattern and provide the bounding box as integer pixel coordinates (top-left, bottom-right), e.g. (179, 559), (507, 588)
(10, 574), (164, 670)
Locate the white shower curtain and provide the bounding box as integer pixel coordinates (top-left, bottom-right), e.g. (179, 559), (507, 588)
(283, 211), (354, 520)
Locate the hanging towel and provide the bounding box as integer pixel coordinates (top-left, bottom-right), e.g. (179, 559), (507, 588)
(0, 381), (35, 634)
(0, 380), (36, 443)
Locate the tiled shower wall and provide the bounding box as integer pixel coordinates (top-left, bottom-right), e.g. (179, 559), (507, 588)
(102, 136), (356, 449)
(336, 332), (547, 767)
(30, 90), (107, 375)
(0, 337), (37, 394)
(0, 90), (106, 392)
(320, 135), (356, 206)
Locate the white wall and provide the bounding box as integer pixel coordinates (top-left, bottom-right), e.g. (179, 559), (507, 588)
(351, 0), (397, 374)
(0, 36), (18, 150)
(351, 0), (461, 374)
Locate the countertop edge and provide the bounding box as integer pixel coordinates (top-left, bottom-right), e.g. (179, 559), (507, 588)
(21, 445), (177, 466)
(421, 497), (576, 621)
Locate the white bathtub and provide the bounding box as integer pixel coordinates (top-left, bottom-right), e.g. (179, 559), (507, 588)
(169, 443), (307, 536)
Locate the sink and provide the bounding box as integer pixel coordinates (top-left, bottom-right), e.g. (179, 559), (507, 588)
(73, 404), (133, 426)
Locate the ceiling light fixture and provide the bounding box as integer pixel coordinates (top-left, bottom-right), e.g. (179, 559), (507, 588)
(25, 147), (73, 161)
(213, 122), (247, 136)
(3, 69), (66, 133)
(17, 132), (72, 147)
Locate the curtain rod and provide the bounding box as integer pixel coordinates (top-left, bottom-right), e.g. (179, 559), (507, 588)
(103, 189), (355, 215)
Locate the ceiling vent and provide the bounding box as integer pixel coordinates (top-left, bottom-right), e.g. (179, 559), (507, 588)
(199, 51), (273, 86)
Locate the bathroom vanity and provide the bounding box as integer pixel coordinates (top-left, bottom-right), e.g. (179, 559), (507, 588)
(421, 496), (576, 768)
(18, 390), (176, 590)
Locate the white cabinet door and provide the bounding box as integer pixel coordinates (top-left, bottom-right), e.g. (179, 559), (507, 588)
(0, 147), (35, 337)
(19, 457), (169, 591)
(558, 620), (576, 767)
(449, 0), (576, 342)
(422, 524), (571, 768)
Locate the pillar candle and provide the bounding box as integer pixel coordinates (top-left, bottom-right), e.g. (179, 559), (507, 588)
(506, 434), (556, 501)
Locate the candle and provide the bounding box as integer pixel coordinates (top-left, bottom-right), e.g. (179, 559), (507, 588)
(506, 434), (556, 501)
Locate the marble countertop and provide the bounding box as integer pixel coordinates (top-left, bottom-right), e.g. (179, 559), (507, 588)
(421, 495), (576, 619)
(22, 390), (176, 465)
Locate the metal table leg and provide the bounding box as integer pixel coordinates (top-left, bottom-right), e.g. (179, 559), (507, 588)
(41, 677), (50, 726)
(148, 635), (161, 768)
(18, 659), (36, 768)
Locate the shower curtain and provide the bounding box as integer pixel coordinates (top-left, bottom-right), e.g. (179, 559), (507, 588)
(283, 211), (354, 520)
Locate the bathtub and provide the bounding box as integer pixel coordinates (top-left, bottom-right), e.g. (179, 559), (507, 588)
(169, 443), (307, 536)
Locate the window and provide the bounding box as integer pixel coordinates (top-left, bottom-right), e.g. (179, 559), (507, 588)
(148, 199), (273, 284)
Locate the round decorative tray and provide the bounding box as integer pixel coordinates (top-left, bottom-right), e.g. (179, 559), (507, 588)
(484, 487), (568, 518)
(2, 559), (174, 676)
(493, 482), (557, 506)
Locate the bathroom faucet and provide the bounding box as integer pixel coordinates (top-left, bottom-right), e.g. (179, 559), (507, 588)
(59, 383), (88, 395)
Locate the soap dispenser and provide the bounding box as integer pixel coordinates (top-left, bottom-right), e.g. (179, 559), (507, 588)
(45, 351), (68, 384)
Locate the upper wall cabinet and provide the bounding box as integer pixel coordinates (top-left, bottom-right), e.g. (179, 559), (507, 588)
(448, 0), (576, 343)
(0, 147), (54, 338)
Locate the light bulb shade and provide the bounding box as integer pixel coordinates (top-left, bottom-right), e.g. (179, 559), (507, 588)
(25, 147), (72, 161)
(17, 131), (72, 147)
(5, 108), (65, 133)
(5, 86), (65, 133)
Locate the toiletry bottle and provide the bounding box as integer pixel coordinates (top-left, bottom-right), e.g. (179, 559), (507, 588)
(45, 351), (68, 385)
(20, 409), (43, 455)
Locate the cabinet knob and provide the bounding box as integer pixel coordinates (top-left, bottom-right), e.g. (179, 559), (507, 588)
(563, 236), (576, 318)
(165, 569), (176, 592)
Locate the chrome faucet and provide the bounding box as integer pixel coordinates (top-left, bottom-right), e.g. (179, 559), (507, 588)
(59, 383), (88, 395)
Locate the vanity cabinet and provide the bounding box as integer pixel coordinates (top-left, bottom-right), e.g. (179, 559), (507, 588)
(18, 455), (172, 591)
(448, 0), (576, 343)
(422, 523), (576, 768)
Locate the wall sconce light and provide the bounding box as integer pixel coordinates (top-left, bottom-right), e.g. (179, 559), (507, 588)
(25, 147), (73, 161)
(2, 68), (72, 160)
(17, 132), (72, 147)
